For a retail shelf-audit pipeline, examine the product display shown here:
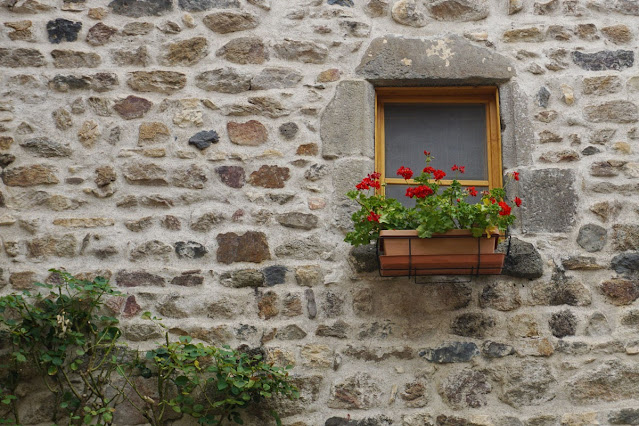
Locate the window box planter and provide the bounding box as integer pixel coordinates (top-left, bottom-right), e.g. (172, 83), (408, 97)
(378, 229), (505, 276)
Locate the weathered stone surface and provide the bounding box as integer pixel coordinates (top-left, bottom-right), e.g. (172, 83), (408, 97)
(549, 310), (577, 338)
(426, 0), (489, 21)
(160, 37), (208, 66)
(251, 67), (302, 90)
(315, 320), (349, 339)
(20, 138), (72, 158)
(124, 162), (168, 185)
(0, 48), (45, 67)
(440, 369), (491, 409)
(539, 149), (579, 163)
(320, 80), (375, 160)
(276, 213), (318, 230)
(47, 18), (81, 44)
(138, 122), (170, 145)
(217, 231), (270, 264)
(561, 256), (603, 270)
(51, 49), (101, 68)
(612, 252), (639, 277)
(328, 373), (381, 409)
(109, 0), (172, 17)
(399, 381), (428, 408)
(532, 279), (591, 307)
(257, 291), (278, 319)
(2, 164), (59, 186)
(220, 269), (264, 288)
(195, 68), (252, 93)
(214, 165), (245, 189)
(275, 324), (307, 340)
(9, 271), (35, 290)
(52, 108), (73, 130)
(273, 39), (328, 64)
(338, 20), (371, 38)
(130, 240), (172, 261)
(127, 71), (187, 94)
(600, 24), (633, 44)
(275, 235), (334, 260)
(497, 238), (544, 279)
(125, 216), (153, 232)
(172, 164), (207, 189)
(583, 75), (623, 95)
(178, 0), (239, 11)
(203, 11), (258, 33)
(391, 0), (427, 27)
(357, 35), (515, 84)
(612, 224), (639, 251)
(188, 130), (219, 150)
(492, 360), (556, 408)
(27, 234), (76, 258)
(86, 22), (117, 46)
(216, 37), (268, 64)
(188, 212), (223, 232)
(248, 165), (290, 188)
(0, 154), (16, 169)
(577, 224), (607, 252)
(5, 20), (33, 41)
(364, 0), (389, 16)
(572, 50), (634, 71)
(0, 136), (14, 150)
(53, 218), (114, 228)
(569, 360), (639, 404)
(175, 241), (208, 259)
(227, 120), (267, 146)
(112, 46), (150, 67)
(600, 279), (639, 306)
(584, 101), (638, 123)
(482, 341), (515, 358)
(479, 282), (521, 311)
(609, 408), (639, 425)
(348, 244), (377, 273)
(519, 169), (576, 232)
(263, 265), (287, 286)
(503, 27), (545, 42)
(538, 130), (562, 144)
(113, 95), (152, 120)
(451, 313), (495, 338)
(420, 342), (479, 363)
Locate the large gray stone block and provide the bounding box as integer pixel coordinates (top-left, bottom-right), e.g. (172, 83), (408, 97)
(320, 80), (375, 160)
(520, 169), (577, 233)
(356, 34), (516, 85)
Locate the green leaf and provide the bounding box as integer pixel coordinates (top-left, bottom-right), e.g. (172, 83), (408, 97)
(83, 414), (93, 424)
(217, 380), (228, 390)
(172, 405), (182, 413)
(14, 352), (26, 363)
(47, 366), (58, 376)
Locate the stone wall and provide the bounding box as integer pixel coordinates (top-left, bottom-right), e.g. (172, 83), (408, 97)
(1, 0), (639, 424)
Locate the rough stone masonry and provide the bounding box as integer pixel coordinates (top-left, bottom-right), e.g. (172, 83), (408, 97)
(1, 0), (639, 424)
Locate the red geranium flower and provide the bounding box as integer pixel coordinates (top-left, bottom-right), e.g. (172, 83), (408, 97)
(514, 197), (522, 207)
(406, 185), (433, 199)
(498, 201), (512, 216)
(451, 165), (458, 171)
(512, 171), (520, 181)
(367, 211), (380, 222)
(433, 169), (446, 180)
(397, 166), (413, 180)
(424, 150), (430, 156)
(423, 166), (435, 174)
(459, 166), (465, 173)
(467, 186), (478, 197)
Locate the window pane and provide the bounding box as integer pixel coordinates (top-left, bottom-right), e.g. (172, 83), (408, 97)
(385, 185), (488, 208)
(384, 103), (488, 181)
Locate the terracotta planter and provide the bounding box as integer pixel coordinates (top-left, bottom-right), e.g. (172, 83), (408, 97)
(378, 229), (505, 276)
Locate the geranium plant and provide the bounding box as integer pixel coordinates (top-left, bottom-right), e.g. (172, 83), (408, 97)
(345, 150), (521, 246)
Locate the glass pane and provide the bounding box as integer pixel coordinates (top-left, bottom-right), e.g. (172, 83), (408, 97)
(384, 103), (488, 181)
(385, 185), (488, 208)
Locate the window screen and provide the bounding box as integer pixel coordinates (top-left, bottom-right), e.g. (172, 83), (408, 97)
(384, 104), (488, 181)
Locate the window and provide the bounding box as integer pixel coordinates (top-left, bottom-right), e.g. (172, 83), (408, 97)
(375, 87), (503, 203)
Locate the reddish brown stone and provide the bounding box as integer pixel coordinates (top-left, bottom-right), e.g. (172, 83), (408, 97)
(601, 279), (639, 306)
(216, 37), (268, 65)
(216, 231), (270, 264)
(171, 274), (204, 287)
(215, 165), (245, 188)
(296, 143), (319, 156)
(2, 164), (59, 186)
(123, 295), (142, 318)
(227, 120), (268, 146)
(248, 165), (290, 188)
(258, 291), (279, 319)
(86, 22), (117, 46)
(9, 271), (36, 290)
(113, 95), (153, 120)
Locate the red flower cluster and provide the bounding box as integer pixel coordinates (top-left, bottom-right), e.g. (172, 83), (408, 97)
(356, 172), (381, 191)
(433, 169), (446, 180)
(367, 211), (380, 222)
(397, 166), (413, 180)
(406, 185), (434, 198)
(451, 165), (465, 173)
(512, 171), (520, 181)
(514, 197), (522, 207)
(467, 186), (478, 197)
(423, 150), (431, 156)
(423, 166), (435, 174)
(498, 201), (511, 216)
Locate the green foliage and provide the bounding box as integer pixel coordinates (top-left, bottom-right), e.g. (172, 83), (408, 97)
(345, 152), (519, 246)
(0, 269), (125, 425)
(125, 315), (299, 425)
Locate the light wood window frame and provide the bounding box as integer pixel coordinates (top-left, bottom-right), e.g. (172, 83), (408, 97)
(375, 86), (503, 196)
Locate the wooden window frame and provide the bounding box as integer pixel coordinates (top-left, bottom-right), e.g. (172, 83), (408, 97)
(374, 86), (503, 196)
